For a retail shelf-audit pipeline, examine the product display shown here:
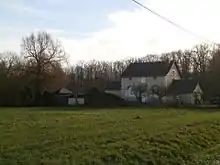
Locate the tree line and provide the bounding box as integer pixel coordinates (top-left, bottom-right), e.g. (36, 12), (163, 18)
(1, 31), (220, 106)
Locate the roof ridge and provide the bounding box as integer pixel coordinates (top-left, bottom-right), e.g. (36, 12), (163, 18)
(133, 61), (167, 64)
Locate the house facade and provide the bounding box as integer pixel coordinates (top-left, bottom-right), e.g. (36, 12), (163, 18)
(54, 88), (85, 106)
(164, 79), (203, 105)
(118, 61), (203, 105)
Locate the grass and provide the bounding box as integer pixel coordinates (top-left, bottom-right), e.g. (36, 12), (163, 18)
(1, 107), (220, 165)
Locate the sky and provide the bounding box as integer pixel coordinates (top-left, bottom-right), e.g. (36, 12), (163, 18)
(0, 0), (220, 63)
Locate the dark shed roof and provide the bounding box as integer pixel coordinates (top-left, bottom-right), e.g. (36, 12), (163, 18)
(105, 81), (121, 90)
(122, 61), (173, 78)
(167, 80), (199, 95)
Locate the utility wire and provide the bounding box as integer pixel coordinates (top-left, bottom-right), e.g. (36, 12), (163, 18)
(132, 0), (219, 45)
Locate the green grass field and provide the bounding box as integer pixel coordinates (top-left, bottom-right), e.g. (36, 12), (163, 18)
(1, 107), (220, 165)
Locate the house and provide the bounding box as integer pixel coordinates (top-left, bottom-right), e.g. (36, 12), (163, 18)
(121, 61), (181, 101)
(164, 79), (203, 105)
(105, 61), (203, 105)
(46, 88), (85, 106)
(51, 88), (73, 106)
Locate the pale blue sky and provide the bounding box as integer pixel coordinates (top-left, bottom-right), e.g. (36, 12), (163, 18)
(0, 0), (135, 36)
(0, 0), (219, 63)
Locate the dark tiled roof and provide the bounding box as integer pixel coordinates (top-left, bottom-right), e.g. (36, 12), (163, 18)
(167, 80), (199, 95)
(122, 61), (173, 78)
(53, 88), (86, 95)
(105, 81), (121, 90)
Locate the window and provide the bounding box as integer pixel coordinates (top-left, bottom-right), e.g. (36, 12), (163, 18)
(127, 86), (134, 96)
(171, 70), (175, 77)
(141, 77), (146, 83)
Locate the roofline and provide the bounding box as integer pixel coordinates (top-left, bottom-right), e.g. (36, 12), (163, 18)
(122, 75), (167, 78)
(121, 61), (177, 78)
(105, 89), (121, 91)
(165, 61), (182, 78)
(166, 80), (201, 95)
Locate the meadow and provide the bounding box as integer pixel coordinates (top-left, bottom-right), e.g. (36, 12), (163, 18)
(1, 107), (220, 165)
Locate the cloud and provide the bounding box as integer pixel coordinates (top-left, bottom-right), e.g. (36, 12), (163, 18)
(1, 0), (48, 18)
(61, 0), (220, 63)
(13, 5), (47, 18)
(0, 37), (20, 54)
(46, 0), (64, 5)
(1, 0), (220, 64)
(33, 28), (66, 35)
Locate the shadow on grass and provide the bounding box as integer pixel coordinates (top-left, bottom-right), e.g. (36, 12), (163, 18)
(0, 105), (220, 113)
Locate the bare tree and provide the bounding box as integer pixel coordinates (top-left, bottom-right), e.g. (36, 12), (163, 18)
(206, 47), (220, 97)
(21, 31), (67, 104)
(0, 52), (26, 106)
(0, 52), (22, 76)
(192, 44), (212, 75)
(141, 54), (160, 62)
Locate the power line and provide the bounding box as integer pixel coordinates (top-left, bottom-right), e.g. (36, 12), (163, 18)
(132, 0), (219, 45)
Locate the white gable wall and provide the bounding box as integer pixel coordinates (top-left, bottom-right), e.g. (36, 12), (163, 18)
(165, 63), (181, 88)
(192, 83), (203, 104)
(194, 84), (203, 94)
(121, 77), (166, 89)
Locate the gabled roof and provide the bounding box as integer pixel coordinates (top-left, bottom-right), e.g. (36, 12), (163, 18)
(45, 88), (72, 95)
(54, 88), (85, 97)
(166, 79), (199, 95)
(105, 81), (121, 90)
(121, 61), (174, 78)
(59, 88), (73, 94)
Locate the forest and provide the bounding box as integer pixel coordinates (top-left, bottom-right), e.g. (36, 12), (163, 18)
(1, 31), (220, 106)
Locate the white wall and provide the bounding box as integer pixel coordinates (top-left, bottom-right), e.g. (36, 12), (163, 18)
(121, 76), (166, 99)
(121, 77), (166, 89)
(68, 98), (85, 105)
(163, 94), (198, 105)
(121, 88), (136, 101)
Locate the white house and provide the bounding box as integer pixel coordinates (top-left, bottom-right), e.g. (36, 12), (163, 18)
(106, 61), (203, 105)
(164, 79), (203, 105)
(121, 61), (181, 101)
